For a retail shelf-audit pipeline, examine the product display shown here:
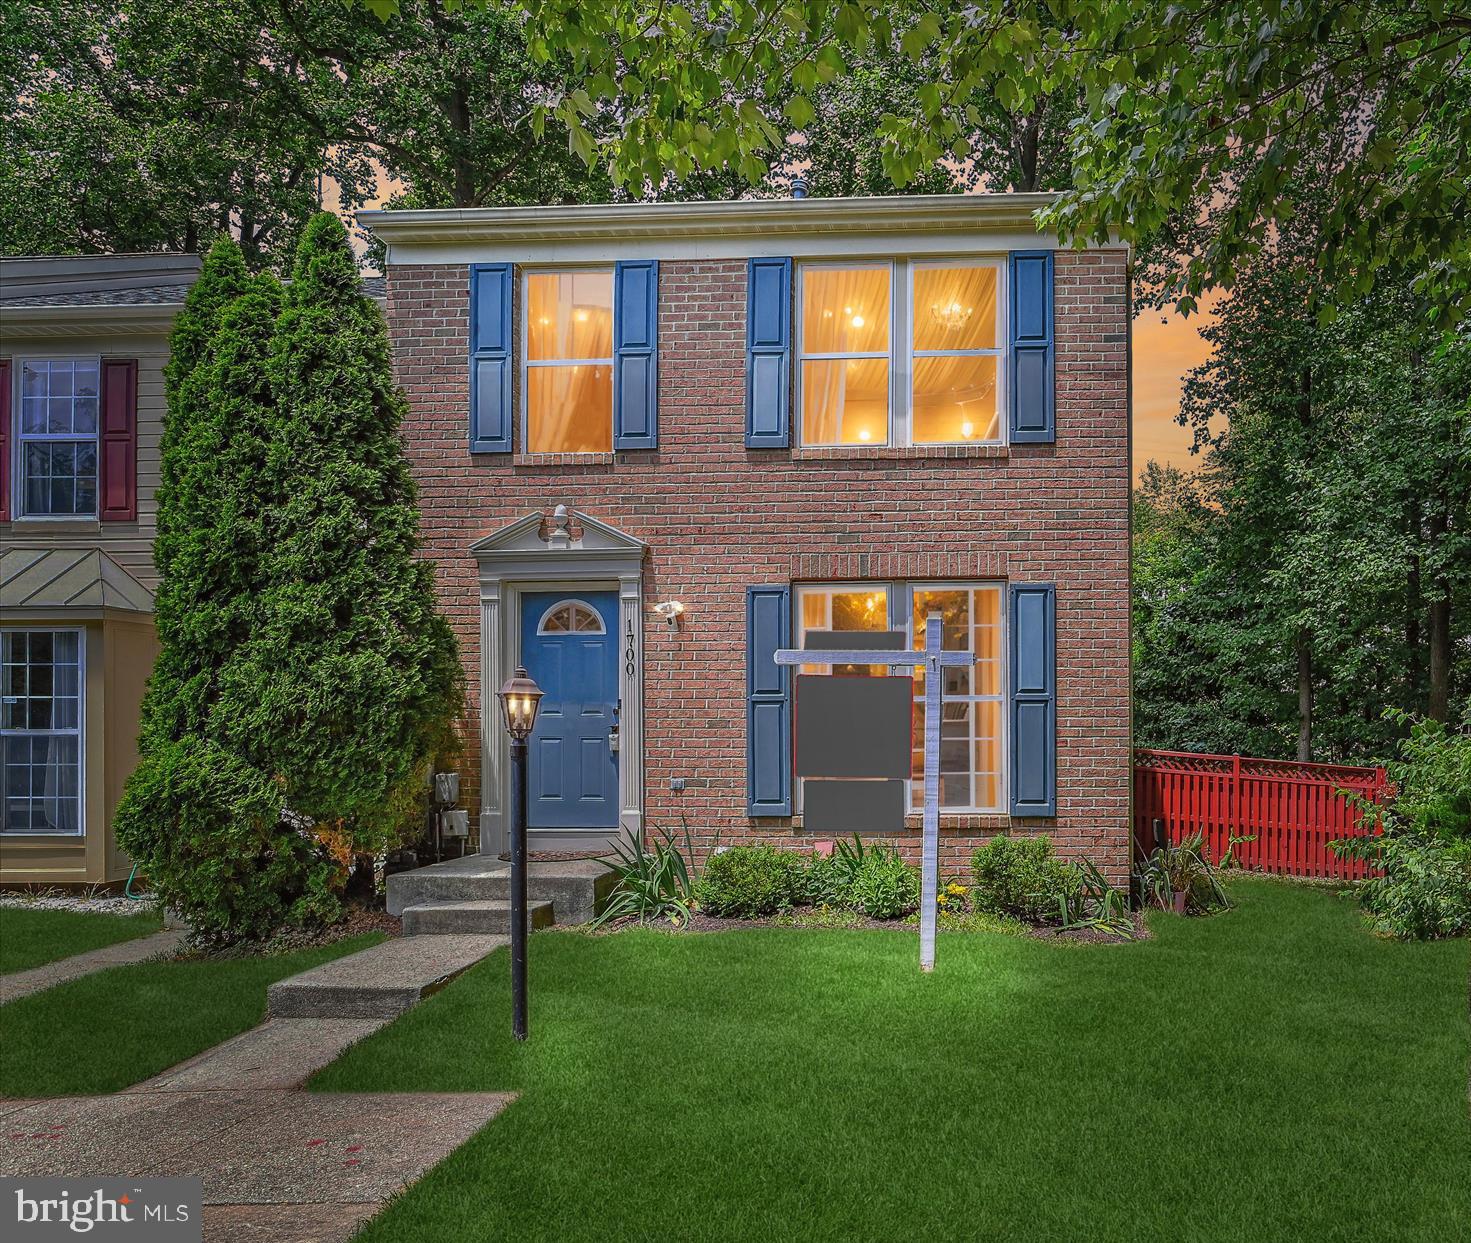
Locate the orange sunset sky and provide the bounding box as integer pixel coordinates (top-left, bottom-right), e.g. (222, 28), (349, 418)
(1132, 294), (1219, 479)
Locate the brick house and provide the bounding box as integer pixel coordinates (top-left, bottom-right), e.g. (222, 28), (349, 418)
(362, 194), (1132, 880)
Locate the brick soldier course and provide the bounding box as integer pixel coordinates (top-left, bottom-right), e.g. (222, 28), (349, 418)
(367, 195), (1132, 881)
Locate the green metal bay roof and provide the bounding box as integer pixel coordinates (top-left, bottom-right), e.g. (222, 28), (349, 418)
(0, 548), (154, 616)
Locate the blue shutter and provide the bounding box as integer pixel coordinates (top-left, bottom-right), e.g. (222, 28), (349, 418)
(614, 259), (658, 449)
(747, 584), (793, 815)
(1009, 583), (1057, 817)
(746, 257), (792, 448)
(1009, 250), (1055, 444)
(469, 263), (513, 453)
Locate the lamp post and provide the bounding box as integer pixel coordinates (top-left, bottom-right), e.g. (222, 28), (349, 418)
(497, 666), (543, 1041)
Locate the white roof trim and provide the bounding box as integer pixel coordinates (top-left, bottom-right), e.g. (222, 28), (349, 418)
(0, 304), (182, 339)
(357, 193), (1110, 265)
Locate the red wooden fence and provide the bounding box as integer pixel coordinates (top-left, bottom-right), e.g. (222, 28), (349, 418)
(1133, 749), (1389, 880)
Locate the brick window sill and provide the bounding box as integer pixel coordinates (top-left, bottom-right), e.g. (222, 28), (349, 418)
(789, 444), (1009, 462)
(786, 813), (1013, 832)
(512, 452), (617, 467)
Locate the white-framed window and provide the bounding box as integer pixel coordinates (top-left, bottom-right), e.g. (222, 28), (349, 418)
(13, 358), (101, 517)
(794, 582), (1006, 813)
(521, 268), (614, 454)
(1, 629), (85, 835)
(797, 259), (1005, 448)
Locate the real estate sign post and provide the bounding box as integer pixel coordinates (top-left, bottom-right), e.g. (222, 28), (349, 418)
(777, 614), (970, 971)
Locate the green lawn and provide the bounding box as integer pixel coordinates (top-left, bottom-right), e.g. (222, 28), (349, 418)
(0, 905), (163, 974)
(312, 881), (1471, 1242)
(1, 934), (383, 1096)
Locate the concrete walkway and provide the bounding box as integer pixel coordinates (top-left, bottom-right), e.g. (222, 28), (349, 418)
(0, 928), (187, 1004)
(2, 926), (520, 1240)
(0, 1088), (514, 1243)
(266, 934), (506, 1020)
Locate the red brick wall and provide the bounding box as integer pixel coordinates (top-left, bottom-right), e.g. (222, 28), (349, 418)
(387, 251), (1132, 880)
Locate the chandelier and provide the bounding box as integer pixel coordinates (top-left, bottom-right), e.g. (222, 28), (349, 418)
(930, 300), (974, 331)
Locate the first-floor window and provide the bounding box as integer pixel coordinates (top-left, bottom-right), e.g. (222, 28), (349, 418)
(795, 582), (1004, 813)
(16, 358), (100, 517)
(1, 630), (83, 835)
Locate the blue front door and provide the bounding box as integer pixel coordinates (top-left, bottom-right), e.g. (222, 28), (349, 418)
(520, 591), (619, 829)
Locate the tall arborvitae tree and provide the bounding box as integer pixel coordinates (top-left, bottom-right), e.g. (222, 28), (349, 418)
(220, 213), (459, 854)
(119, 262), (341, 940)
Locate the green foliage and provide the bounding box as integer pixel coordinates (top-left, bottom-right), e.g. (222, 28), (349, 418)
(120, 222), (458, 942)
(219, 213), (460, 851)
(798, 851), (851, 908)
(1377, 713), (1471, 844)
(114, 738), (341, 943)
(1058, 858), (1138, 938)
(1332, 710), (1471, 940)
(1351, 837), (1471, 942)
(847, 847), (920, 920)
(473, 0), (1471, 327)
(1134, 834), (1232, 917)
(970, 834), (1081, 925)
(694, 845), (805, 918)
(593, 826), (697, 927)
(0, 1), (377, 266)
(1134, 239), (1471, 761)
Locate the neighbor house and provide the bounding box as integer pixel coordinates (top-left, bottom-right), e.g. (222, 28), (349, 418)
(0, 254), (197, 885)
(0, 254), (387, 888)
(363, 193), (1132, 879)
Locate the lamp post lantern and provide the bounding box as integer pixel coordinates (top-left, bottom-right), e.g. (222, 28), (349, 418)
(497, 666), (543, 1041)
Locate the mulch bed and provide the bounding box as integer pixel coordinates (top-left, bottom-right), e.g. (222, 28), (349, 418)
(593, 907), (1150, 943)
(189, 904), (401, 959)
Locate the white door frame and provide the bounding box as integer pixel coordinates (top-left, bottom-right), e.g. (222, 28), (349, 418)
(472, 510), (646, 856)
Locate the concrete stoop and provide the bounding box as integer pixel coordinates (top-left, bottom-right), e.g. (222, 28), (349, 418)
(386, 854), (617, 926)
(265, 854), (614, 1022)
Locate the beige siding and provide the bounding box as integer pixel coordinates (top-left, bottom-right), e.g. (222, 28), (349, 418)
(1, 332), (166, 589)
(103, 617), (158, 879)
(2, 325), (167, 885)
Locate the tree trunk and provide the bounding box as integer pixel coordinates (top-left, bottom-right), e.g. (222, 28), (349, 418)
(1296, 631), (1314, 762)
(1406, 499), (1423, 711)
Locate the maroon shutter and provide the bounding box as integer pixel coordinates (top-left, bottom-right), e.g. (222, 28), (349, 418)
(0, 359), (10, 521)
(99, 359), (138, 522)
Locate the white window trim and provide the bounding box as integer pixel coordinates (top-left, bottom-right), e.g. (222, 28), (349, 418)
(796, 258), (1007, 449)
(10, 355), (102, 522)
(518, 266), (616, 456)
(0, 627), (86, 837)
(793, 581), (1008, 815)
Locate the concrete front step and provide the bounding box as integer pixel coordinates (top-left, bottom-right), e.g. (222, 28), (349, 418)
(267, 934), (506, 1019)
(400, 898), (555, 936)
(387, 854), (616, 925)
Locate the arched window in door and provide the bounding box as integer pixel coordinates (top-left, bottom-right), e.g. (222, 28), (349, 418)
(536, 600), (606, 635)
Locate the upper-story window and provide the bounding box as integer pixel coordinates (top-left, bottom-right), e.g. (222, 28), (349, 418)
(15, 358), (100, 517)
(523, 269), (614, 454)
(798, 259), (1003, 448)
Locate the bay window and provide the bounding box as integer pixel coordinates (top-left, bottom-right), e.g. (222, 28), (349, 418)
(1, 630), (84, 835)
(794, 583), (1005, 813)
(798, 260), (1003, 448)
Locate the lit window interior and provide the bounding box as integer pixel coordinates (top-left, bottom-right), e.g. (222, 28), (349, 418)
(912, 266), (1000, 444)
(910, 586), (1003, 811)
(800, 267), (891, 446)
(798, 586), (891, 676)
(526, 270), (614, 453)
